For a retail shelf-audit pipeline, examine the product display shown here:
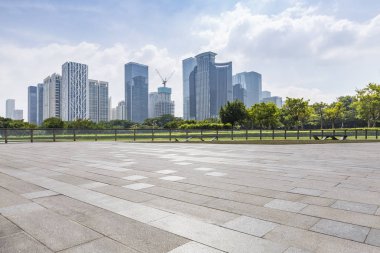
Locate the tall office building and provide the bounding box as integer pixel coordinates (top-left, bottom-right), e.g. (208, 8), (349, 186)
(108, 97), (112, 121)
(5, 99), (15, 119)
(182, 57), (196, 120)
(28, 86), (38, 124)
(13, 110), (23, 120)
(149, 87), (175, 118)
(88, 79), (109, 123)
(183, 52), (232, 120)
(43, 74), (61, 120)
(61, 62), (88, 121)
(262, 96), (283, 108)
(233, 83), (246, 103)
(125, 62), (148, 123)
(233, 71), (262, 107)
(37, 83), (44, 125)
(115, 101), (126, 120)
(261, 90), (271, 100)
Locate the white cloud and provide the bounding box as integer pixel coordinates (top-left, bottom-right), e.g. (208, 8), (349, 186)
(0, 42), (182, 117)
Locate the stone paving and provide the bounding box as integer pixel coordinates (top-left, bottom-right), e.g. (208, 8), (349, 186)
(0, 142), (380, 253)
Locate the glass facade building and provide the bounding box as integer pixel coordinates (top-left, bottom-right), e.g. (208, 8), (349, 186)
(88, 80), (109, 123)
(233, 83), (246, 103)
(182, 57), (196, 120)
(125, 62), (148, 123)
(27, 86), (38, 124)
(5, 99), (15, 119)
(61, 62), (88, 121)
(233, 71), (262, 107)
(43, 73), (61, 120)
(262, 96), (283, 108)
(37, 83), (44, 125)
(149, 87), (175, 118)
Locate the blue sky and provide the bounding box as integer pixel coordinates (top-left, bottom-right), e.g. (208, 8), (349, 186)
(1, 0), (380, 117)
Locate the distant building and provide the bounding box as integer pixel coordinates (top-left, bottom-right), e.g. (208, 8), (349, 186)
(261, 90), (271, 100)
(13, 109), (23, 120)
(233, 71), (262, 107)
(6, 99), (15, 119)
(182, 57), (196, 120)
(111, 108), (117, 121)
(37, 83), (44, 125)
(28, 86), (38, 124)
(108, 97), (112, 121)
(115, 101), (126, 120)
(125, 62), (148, 123)
(61, 62), (88, 121)
(183, 52), (232, 120)
(262, 96), (283, 108)
(233, 83), (246, 103)
(43, 73), (61, 120)
(149, 87), (175, 118)
(88, 80), (109, 123)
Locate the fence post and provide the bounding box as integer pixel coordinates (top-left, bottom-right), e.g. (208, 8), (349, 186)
(284, 129), (287, 140)
(365, 129), (368, 140)
(133, 129), (136, 142)
(309, 129), (312, 140)
(272, 129), (274, 140)
(152, 128), (154, 142)
(260, 129), (262, 140)
(297, 129), (300, 140)
(53, 129), (56, 142)
(322, 130), (324, 138)
(200, 129), (203, 140)
(355, 129), (358, 139)
(376, 129), (378, 139)
(186, 129), (189, 139)
(31, 129), (34, 143)
(114, 129), (117, 141)
(333, 129), (335, 136)
(5, 128), (8, 144)
(231, 128), (233, 140)
(344, 129), (347, 137)
(245, 128), (248, 141)
(216, 129), (219, 141)
(73, 129), (76, 141)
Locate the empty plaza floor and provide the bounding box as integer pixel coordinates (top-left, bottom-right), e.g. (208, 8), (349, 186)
(1, 142), (380, 253)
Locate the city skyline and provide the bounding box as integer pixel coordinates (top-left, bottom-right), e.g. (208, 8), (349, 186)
(1, 0), (380, 117)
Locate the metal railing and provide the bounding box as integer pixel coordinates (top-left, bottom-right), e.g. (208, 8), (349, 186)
(0, 128), (379, 143)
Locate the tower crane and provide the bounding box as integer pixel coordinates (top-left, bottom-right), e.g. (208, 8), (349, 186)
(155, 69), (175, 87)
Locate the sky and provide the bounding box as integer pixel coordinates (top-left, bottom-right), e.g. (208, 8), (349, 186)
(1, 0), (380, 117)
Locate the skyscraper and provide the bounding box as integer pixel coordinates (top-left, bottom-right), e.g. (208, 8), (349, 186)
(61, 62), (88, 121)
(182, 57), (196, 120)
(149, 87), (175, 118)
(261, 90), (271, 100)
(88, 79), (109, 123)
(183, 52), (232, 120)
(233, 83), (246, 103)
(5, 99), (15, 119)
(233, 71), (262, 107)
(37, 83), (44, 125)
(43, 73), (61, 120)
(262, 96), (283, 108)
(28, 86), (38, 124)
(125, 62), (148, 123)
(13, 110), (23, 120)
(116, 101), (126, 120)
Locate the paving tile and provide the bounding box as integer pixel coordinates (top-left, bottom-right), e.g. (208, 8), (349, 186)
(194, 167), (215, 171)
(0, 187), (30, 208)
(331, 200), (378, 214)
(21, 190), (59, 199)
(60, 237), (139, 253)
(175, 162), (192, 165)
(284, 247), (312, 253)
(264, 199), (307, 213)
(0, 232), (53, 253)
(122, 175), (147, 181)
(366, 229), (380, 247)
(223, 216), (278, 237)
(156, 170), (177, 174)
(168, 241), (224, 253)
(160, 176), (186, 181)
(80, 182), (108, 189)
(0, 215), (21, 237)
(150, 214), (288, 253)
(310, 219), (370, 242)
(93, 185), (157, 202)
(296, 195), (336, 207)
(123, 183), (155, 190)
(289, 187), (323, 197)
(1, 203), (102, 251)
(205, 172), (227, 177)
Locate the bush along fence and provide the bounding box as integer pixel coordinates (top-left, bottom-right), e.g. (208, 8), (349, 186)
(0, 128), (379, 143)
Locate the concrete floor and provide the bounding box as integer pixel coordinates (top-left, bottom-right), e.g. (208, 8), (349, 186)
(0, 142), (380, 253)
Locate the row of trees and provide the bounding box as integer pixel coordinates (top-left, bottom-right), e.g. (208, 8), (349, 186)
(219, 83), (380, 129)
(1, 83), (379, 130)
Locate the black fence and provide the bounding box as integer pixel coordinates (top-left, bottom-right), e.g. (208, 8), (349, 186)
(0, 128), (379, 143)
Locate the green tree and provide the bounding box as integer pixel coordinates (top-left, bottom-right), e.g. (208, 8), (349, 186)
(337, 96), (357, 128)
(281, 98), (312, 129)
(354, 83), (380, 127)
(324, 102), (344, 129)
(312, 102), (328, 129)
(65, 119), (97, 129)
(219, 100), (248, 127)
(248, 102), (280, 129)
(42, 117), (64, 128)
